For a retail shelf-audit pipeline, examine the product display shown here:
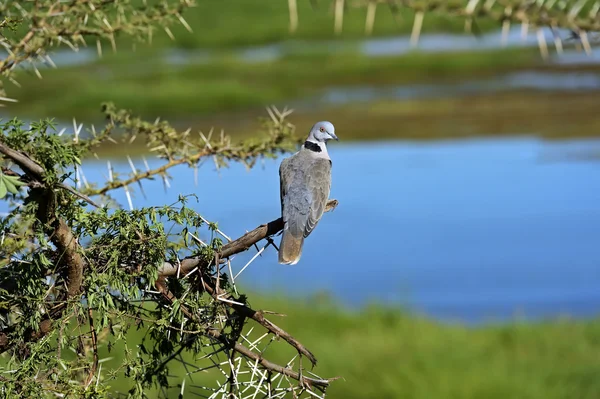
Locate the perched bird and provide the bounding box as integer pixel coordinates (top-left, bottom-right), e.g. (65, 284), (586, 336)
(278, 121), (338, 265)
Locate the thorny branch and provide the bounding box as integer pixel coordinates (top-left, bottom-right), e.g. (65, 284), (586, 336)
(158, 199), (339, 279)
(0, 129), (339, 394)
(343, 0), (600, 33)
(152, 199), (339, 389)
(85, 305), (99, 387)
(0, 0), (195, 99)
(155, 266), (339, 391)
(300, 0), (600, 59)
(0, 142), (86, 299)
(0, 140), (88, 353)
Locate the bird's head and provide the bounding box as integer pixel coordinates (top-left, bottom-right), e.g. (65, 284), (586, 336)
(308, 121), (338, 143)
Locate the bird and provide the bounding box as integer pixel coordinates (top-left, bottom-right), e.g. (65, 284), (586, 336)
(278, 121), (338, 265)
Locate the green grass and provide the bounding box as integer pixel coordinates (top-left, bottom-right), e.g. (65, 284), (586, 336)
(94, 294), (600, 398)
(133, 0), (500, 50)
(9, 47), (543, 122)
(89, 88), (600, 159)
(2, 293), (599, 398)
(244, 295), (600, 399)
(290, 90), (600, 141)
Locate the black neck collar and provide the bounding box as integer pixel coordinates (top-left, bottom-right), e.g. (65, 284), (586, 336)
(304, 141), (322, 153)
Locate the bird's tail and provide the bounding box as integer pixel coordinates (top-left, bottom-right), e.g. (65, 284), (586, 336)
(278, 229), (304, 265)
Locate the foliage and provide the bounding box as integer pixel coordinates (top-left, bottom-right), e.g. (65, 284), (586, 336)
(2, 1), (600, 398)
(0, 1), (330, 398)
(0, 100), (337, 398)
(0, 0), (195, 100)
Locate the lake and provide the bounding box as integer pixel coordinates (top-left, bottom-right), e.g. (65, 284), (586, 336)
(41, 136), (599, 324)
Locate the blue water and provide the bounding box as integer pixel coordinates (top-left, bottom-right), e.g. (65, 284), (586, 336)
(17, 137), (594, 324)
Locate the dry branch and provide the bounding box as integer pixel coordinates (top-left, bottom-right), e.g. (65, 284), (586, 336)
(207, 327), (337, 390)
(155, 274), (337, 391)
(202, 280), (318, 366)
(159, 199), (339, 278)
(152, 198), (340, 386)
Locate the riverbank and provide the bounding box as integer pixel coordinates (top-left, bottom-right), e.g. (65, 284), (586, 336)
(9, 44), (600, 153)
(116, 1), (501, 50)
(86, 87), (600, 159)
(10, 47), (544, 121)
(101, 294), (600, 398)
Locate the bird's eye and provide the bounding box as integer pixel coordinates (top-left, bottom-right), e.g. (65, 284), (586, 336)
(319, 127), (325, 132)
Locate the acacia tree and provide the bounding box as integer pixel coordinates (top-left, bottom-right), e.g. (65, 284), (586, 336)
(0, 1), (338, 398)
(0, 1), (599, 398)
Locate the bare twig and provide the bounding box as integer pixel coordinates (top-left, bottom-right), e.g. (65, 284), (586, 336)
(85, 305), (99, 387)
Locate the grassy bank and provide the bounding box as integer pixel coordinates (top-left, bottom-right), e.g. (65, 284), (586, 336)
(89, 88), (600, 159)
(8, 47), (543, 122)
(2, 293), (598, 398)
(128, 0), (500, 49)
(87, 294), (600, 398)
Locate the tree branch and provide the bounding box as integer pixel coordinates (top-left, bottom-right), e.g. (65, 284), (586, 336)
(201, 280), (318, 366)
(0, 143), (46, 179)
(206, 327), (338, 390)
(0, 142), (86, 353)
(90, 149), (211, 196)
(0, 319), (53, 354)
(158, 199), (339, 278)
(156, 199), (339, 368)
(154, 276), (338, 391)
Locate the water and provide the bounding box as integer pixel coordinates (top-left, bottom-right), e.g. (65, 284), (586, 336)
(310, 71), (600, 107)
(10, 137), (594, 324)
(38, 26), (600, 68)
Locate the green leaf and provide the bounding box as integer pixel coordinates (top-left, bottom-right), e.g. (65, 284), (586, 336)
(2, 177), (17, 194)
(0, 176), (7, 198)
(0, 173), (25, 197)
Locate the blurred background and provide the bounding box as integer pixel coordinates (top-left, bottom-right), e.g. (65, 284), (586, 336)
(5, 1), (600, 397)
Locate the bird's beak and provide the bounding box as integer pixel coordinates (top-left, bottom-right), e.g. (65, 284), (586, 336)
(329, 132), (339, 141)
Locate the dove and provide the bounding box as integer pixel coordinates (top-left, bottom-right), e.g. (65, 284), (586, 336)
(278, 121), (338, 265)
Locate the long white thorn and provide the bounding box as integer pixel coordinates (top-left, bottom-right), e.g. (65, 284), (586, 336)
(537, 28), (549, 60)
(410, 11), (424, 48)
(124, 185), (134, 210)
(334, 0), (344, 35)
(365, 1), (376, 35)
(288, 0), (298, 33)
(234, 245), (267, 280)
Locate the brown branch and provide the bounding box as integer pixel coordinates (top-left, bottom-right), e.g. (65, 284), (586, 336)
(85, 306), (99, 387)
(0, 142), (86, 298)
(202, 281), (318, 367)
(57, 182), (101, 208)
(159, 199), (339, 278)
(156, 199), (339, 367)
(90, 149), (210, 196)
(0, 318), (53, 354)
(0, 143), (46, 179)
(54, 219), (85, 298)
(206, 328), (338, 390)
(0, 150), (100, 208)
(0, 142), (86, 352)
(153, 279), (337, 391)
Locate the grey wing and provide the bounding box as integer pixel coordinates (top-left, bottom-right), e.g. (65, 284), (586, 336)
(279, 157), (291, 214)
(279, 156), (307, 237)
(303, 159), (332, 238)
